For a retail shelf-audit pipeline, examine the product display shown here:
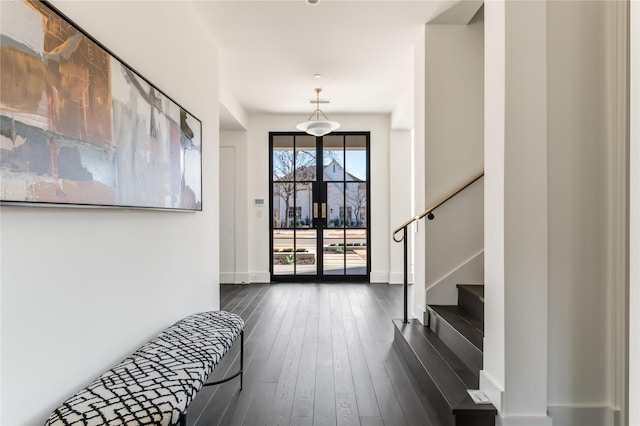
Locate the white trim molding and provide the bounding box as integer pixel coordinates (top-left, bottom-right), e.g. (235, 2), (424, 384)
(370, 271), (390, 283)
(249, 271), (271, 283)
(500, 416), (552, 426)
(219, 272), (235, 284)
(235, 273), (250, 284)
(389, 272), (414, 284)
(605, 3), (629, 423)
(547, 404), (619, 426)
(628, 1), (640, 425)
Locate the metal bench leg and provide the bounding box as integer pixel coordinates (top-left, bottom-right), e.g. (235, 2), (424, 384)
(203, 329), (244, 390)
(179, 412), (186, 426)
(240, 329), (244, 390)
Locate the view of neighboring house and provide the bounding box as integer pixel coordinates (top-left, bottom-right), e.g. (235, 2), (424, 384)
(273, 160), (367, 229)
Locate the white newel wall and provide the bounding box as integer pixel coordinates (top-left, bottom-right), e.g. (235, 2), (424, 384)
(483, 1), (551, 423)
(482, 0), (506, 405)
(0, 2), (221, 424)
(413, 25), (427, 321)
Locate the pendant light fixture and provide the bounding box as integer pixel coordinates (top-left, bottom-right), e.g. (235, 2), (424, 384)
(296, 88), (340, 137)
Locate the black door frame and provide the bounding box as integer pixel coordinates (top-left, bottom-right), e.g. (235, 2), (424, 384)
(269, 131), (371, 282)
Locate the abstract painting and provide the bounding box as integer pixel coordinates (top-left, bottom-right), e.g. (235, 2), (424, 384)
(0, 0), (202, 210)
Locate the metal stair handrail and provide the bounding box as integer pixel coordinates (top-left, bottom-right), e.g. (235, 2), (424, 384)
(393, 171), (484, 323)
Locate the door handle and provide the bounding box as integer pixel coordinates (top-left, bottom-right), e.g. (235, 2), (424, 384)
(313, 203), (319, 219)
(322, 203), (327, 219)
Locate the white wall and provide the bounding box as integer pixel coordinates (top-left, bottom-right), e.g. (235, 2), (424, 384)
(547, 1), (626, 423)
(0, 2), (220, 424)
(424, 10), (484, 206)
(389, 129), (414, 285)
(244, 114), (391, 283)
(629, 2), (639, 425)
(220, 131), (249, 284)
(423, 9), (484, 307)
(425, 180), (484, 305)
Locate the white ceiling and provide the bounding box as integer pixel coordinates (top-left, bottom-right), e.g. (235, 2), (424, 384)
(192, 0), (459, 130)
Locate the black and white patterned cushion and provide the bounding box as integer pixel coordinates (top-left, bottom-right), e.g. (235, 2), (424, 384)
(45, 311), (244, 426)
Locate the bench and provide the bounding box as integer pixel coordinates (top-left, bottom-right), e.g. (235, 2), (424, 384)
(44, 311), (245, 426)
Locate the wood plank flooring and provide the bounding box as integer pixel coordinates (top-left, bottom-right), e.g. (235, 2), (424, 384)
(186, 283), (437, 426)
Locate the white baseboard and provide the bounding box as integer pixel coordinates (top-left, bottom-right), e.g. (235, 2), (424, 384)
(220, 272), (250, 284)
(413, 309), (424, 325)
(249, 271), (271, 283)
(478, 373), (614, 426)
(389, 272), (414, 284)
(370, 271), (390, 283)
(547, 404), (619, 426)
(219, 272), (234, 284)
(500, 415), (552, 426)
(479, 371), (553, 426)
(235, 273), (250, 284)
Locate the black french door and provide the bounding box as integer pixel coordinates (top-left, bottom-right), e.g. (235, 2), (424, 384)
(270, 132), (370, 281)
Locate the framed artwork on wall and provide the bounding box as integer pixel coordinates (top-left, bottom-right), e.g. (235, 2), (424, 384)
(0, 0), (202, 211)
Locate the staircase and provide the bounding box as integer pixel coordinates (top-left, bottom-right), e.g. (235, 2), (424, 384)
(393, 284), (496, 426)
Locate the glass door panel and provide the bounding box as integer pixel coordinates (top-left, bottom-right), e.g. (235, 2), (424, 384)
(295, 229), (317, 276)
(273, 135), (294, 180)
(345, 182), (367, 228)
(323, 228), (345, 276)
(326, 182), (344, 228)
(272, 179), (318, 276)
(345, 134), (367, 181)
(323, 135), (345, 181)
(270, 132), (369, 281)
(273, 182), (294, 228)
(272, 228), (294, 276)
(295, 135), (317, 181)
(295, 182), (316, 275)
(345, 229), (367, 275)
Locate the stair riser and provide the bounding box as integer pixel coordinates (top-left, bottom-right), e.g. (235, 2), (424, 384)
(455, 413), (497, 426)
(458, 289), (484, 327)
(428, 308), (483, 374)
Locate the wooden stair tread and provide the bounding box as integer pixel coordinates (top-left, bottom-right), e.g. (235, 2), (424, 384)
(429, 305), (484, 351)
(417, 322), (479, 388)
(393, 319), (497, 418)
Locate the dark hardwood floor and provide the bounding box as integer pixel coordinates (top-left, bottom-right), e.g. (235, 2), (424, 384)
(186, 283), (437, 426)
